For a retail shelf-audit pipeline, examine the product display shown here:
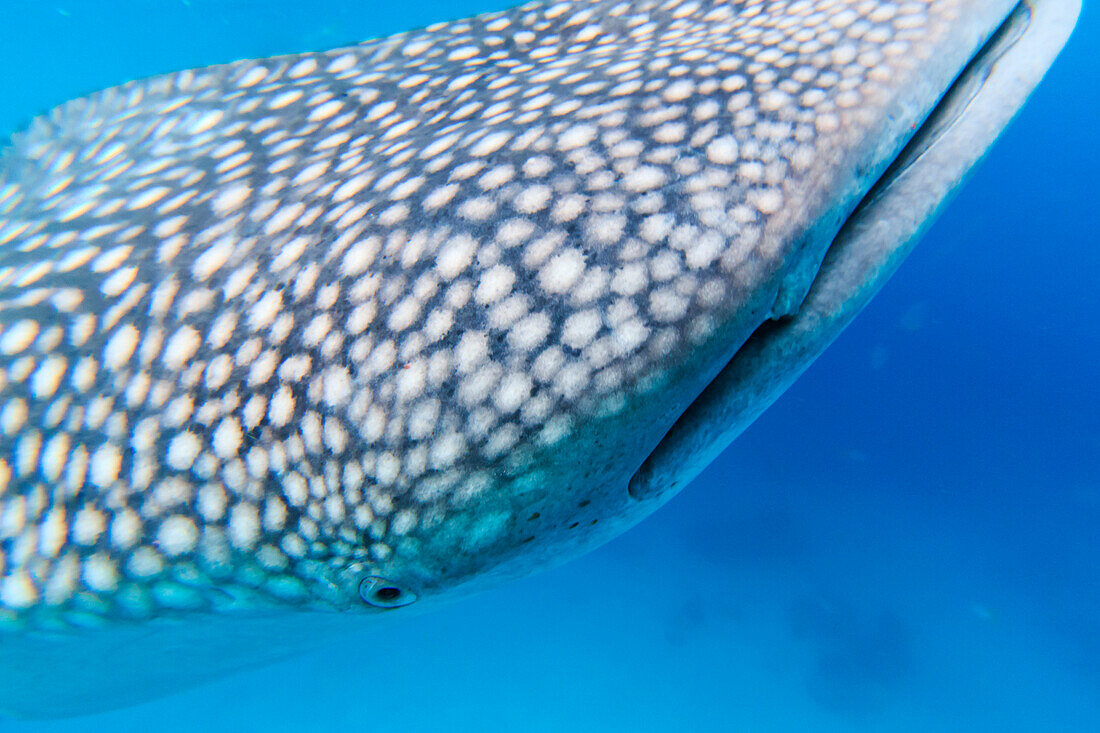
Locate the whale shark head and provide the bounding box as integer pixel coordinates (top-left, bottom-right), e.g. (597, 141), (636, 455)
(0, 0), (1079, 717)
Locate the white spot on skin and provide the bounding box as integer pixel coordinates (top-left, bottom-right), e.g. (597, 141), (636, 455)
(38, 510), (67, 557)
(475, 265), (515, 304)
(127, 548), (164, 578)
(302, 313), (333, 347)
(189, 109), (224, 134)
(483, 423), (520, 458)
(1, 320), (38, 355)
(229, 504), (261, 550)
(420, 133), (461, 160)
(1, 572), (38, 608)
(238, 66), (268, 87)
(471, 131), (512, 157)
(31, 358), (66, 399)
(327, 53), (356, 73)
(479, 165), (514, 190)
(539, 249), (586, 293)
(562, 310), (602, 349)
(73, 508), (106, 545)
(341, 237), (380, 277)
(430, 432), (466, 469)
(640, 214), (673, 244)
(623, 166), (667, 192)
(0, 399), (26, 436)
(83, 553), (119, 592)
(100, 266), (137, 297)
(508, 313), (551, 351)
(322, 366), (352, 407)
(333, 174), (372, 202)
(662, 79), (695, 102)
(435, 234), (478, 278)
(752, 188), (784, 215)
(454, 332), (488, 373)
(198, 484), (227, 522)
(653, 122), (687, 144)
(514, 185), (552, 214)
(299, 412), (321, 454)
(264, 202), (305, 235)
(309, 99), (343, 122)
(163, 326), (202, 371)
(557, 124), (596, 151)
(759, 89), (790, 112)
(396, 360), (427, 401)
(191, 240), (233, 283)
(497, 218), (535, 247)
(212, 183), (251, 215)
(522, 156), (553, 177)
(90, 444), (123, 488)
(248, 350), (278, 386)
(612, 319), (650, 356)
(494, 373), (532, 413)
(423, 184), (459, 210)
(458, 196), (496, 221)
(706, 136), (739, 165)
(248, 290), (283, 331)
(212, 417), (243, 458)
(649, 289), (690, 322)
(390, 176), (424, 201)
(551, 195), (587, 223)
(278, 354), (310, 383)
(142, 183), (189, 219)
(294, 163), (329, 189)
(110, 510), (142, 549)
(586, 214), (626, 245)
(167, 432), (202, 470)
(205, 354), (234, 390)
(269, 386), (296, 426)
(41, 434), (69, 480)
(391, 510), (417, 536)
(407, 399), (440, 439)
(611, 263), (647, 296)
(157, 516), (199, 556)
(448, 45), (481, 61)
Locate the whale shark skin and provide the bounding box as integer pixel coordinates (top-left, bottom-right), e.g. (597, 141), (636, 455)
(0, 0), (1080, 717)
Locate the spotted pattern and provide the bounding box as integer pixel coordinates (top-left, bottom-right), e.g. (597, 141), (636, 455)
(0, 0), (983, 628)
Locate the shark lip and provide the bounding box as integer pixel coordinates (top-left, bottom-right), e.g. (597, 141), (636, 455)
(628, 0), (1080, 502)
(860, 1), (1034, 210)
(760, 0), (1040, 323)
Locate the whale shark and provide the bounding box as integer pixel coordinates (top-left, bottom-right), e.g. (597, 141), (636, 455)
(0, 0), (1079, 717)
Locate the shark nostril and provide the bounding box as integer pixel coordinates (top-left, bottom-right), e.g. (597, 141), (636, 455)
(358, 576), (418, 609)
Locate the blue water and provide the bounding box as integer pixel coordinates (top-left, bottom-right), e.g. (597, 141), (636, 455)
(1, 1), (1097, 730)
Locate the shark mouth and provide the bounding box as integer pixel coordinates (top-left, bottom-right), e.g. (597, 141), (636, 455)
(628, 0), (1080, 501)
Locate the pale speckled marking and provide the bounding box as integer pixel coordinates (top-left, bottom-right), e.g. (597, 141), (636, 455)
(0, 0), (970, 629)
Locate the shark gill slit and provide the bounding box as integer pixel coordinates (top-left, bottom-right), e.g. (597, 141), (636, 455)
(627, 0), (1034, 501)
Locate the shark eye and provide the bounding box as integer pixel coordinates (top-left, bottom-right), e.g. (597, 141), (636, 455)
(358, 576), (418, 609)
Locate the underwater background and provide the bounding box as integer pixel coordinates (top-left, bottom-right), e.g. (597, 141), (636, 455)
(0, 1), (1096, 730)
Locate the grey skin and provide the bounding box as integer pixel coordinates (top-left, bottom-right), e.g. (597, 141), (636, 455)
(0, 0), (1079, 717)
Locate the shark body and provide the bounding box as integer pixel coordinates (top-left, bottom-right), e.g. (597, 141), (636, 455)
(0, 0), (1079, 717)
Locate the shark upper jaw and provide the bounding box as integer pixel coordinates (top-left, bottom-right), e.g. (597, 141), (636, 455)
(628, 0), (1082, 503)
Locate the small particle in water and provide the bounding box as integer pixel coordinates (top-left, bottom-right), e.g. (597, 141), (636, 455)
(970, 603), (996, 622)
